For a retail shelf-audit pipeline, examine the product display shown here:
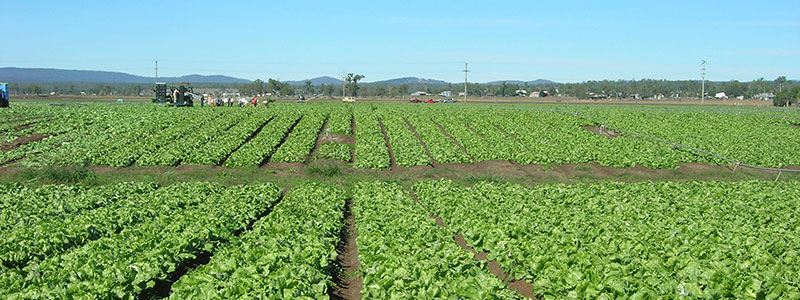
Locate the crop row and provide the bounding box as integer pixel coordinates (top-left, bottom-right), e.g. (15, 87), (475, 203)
(379, 114), (431, 167)
(270, 113), (326, 163)
(0, 182), (282, 299)
(184, 111), (274, 165)
(223, 113), (302, 167)
(1, 182), (196, 269)
(326, 106), (353, 135)
(170, 183), (345, 298)
(353, 108), (390, 169)
(353, 182), (518, 298)
(135, 110), (250, 165)
(405, 114), (471, 164)
(315, 142), (351, 161)
(414, 179), (800, 299)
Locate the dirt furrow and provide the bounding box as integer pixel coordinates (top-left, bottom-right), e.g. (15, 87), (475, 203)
(376, 117), (397, 169)
(404, 118), (437, 165)
(408, 190), (538, 300)
(430, 118), (474, 161)
(328, 197), (363, 300)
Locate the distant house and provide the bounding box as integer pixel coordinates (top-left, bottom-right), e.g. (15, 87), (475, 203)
(439, 91), (452, 97)
(515, 89), (528, 96)
(458, 91), (466, 96)
(715, 92), (728, 99)
(754, 93), (775, 101)
(530, 91), (540, 98)
(411, 91), (429, 96)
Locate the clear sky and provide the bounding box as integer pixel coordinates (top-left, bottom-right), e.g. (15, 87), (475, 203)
(3, 0), (799, 83)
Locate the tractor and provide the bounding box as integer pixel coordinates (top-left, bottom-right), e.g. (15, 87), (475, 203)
(152, 82), (194, 107)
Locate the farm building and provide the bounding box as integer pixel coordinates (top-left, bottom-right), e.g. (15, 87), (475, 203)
(754, 93), (775, 101)
(715, 92), (728, 99)
(411, 91), (429, 96)
(439, 91), (452, 97)
(515, 89), (528, 96)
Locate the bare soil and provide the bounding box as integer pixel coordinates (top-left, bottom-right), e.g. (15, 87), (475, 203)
(792, 124), (800, 129)
(1, 133), (51, 151)
(328, 197), (363, 300)
(582, 125), (620, 138)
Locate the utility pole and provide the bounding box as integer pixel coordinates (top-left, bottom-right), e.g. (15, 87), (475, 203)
(463, 62), (469, 103)
(700, 60), (706, 104)
(155, 60), (158, 83)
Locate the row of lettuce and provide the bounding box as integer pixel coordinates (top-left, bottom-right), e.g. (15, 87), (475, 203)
(0, 181), (519, 299)
(5, 103), (800, 169)
(2, 179), (798, 298)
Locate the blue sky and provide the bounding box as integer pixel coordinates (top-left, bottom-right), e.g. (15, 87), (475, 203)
(3, 0), (799, 83)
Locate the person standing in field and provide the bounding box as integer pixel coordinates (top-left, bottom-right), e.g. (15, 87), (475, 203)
(252, 96), (258, 107)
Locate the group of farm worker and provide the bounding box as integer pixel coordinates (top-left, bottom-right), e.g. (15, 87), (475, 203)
(199, 96), (268, 107)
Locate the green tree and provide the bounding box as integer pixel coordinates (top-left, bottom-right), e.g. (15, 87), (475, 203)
(304, 80), (313, 95)
(774, 86), (799, 107)
(345, 73), (365, 97)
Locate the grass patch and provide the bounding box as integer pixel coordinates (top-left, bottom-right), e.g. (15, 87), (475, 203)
(21, 164), (95, 184)
(573, 165), (593, 172)
(464, 174), (506, 185)
(306, 164), (342, 177)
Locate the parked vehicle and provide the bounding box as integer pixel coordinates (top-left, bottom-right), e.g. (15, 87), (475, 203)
(408, 98), (422, 103)
(425, 99), (434, 103)
(342, 97), (356, 103)
(443, 98), (456, 103)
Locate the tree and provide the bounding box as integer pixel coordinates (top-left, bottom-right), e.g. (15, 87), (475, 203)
(304, 80), (313, 95)
(345, 73), (365, 97)
(30, 84), (42, 95)
(776, 76), (787, 93)
(774, 86), (800, 107)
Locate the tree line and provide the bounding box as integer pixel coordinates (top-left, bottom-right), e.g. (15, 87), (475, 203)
(7, 76), (797, 106)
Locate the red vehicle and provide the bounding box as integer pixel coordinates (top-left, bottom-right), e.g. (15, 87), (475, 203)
(425, 99), (434, 103)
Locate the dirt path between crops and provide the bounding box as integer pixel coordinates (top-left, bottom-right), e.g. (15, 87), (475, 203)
(431, 119), (474, 161)
(329, 197), (363, 300)
(408, 190), (538, 299)
(1, 133), (51, 151)
(792, 124), (800, 129)
(404, 118), (437, 165)
(583, 125), (620, 138)
(377, 118), (397, 169)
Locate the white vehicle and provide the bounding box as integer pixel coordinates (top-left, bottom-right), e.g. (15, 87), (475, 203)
(342, 97), (356, 103)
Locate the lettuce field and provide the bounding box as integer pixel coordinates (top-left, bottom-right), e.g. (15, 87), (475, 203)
(1, 102), (799, 299)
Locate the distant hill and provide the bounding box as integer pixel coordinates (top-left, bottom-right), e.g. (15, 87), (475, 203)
(285, 76), (343, 85)
(486, 79), (558, 85)
(0, 67), (251, 83)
